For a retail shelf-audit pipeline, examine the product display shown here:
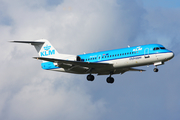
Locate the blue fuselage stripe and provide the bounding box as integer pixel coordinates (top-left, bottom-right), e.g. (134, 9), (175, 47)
(94, 52), (171, 63)
(78, 44), (172, 63)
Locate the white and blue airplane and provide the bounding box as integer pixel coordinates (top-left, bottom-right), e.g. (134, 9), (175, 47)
(12, 39), (174, 84)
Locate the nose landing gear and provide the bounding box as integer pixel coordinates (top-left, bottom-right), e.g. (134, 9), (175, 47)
(153, 67), (159, 72)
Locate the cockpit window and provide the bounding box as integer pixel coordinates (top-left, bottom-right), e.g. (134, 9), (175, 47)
(153, 47), (161, 50)
(160, 47), (166, 49)
(153, 47), (166, 51)
(156, 47), (160, 50)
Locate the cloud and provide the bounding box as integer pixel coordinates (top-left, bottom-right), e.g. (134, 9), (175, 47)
(3, 79), (106, 120)
(0, 0), (180, 120)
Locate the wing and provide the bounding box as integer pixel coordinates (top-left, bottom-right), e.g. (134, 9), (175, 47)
(97, 67), (146, 75)
(33, 57), (113, 69)
(33, 57), (145, 75)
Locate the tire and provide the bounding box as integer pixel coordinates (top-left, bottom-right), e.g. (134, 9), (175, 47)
(87, 75), (94, 81)
(153, 68), (158, 72)
(106, 77), (114, 84)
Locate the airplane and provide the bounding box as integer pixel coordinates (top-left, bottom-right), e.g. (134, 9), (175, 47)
(11, 39), (174, 84)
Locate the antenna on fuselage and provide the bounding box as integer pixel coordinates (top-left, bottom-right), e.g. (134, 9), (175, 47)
(128, 45), (130, 48)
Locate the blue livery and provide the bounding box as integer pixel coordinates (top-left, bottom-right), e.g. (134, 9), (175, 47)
(12, 39), (174, 84)
(78, 44), (172, 63)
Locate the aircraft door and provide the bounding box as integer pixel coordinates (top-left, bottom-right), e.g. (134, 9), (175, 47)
(144, 48), (150, 58)
(98, 55), (101, 61)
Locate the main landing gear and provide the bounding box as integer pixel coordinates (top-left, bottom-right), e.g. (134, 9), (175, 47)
(86, 74), (114, 84)
(106, 76), (114, 84)
(87, 74), (95, 81)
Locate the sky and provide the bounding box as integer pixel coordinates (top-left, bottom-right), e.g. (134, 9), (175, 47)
(0, 0), (180, 120)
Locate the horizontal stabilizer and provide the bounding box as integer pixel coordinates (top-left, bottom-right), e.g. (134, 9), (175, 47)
(10, 41), (44, 45)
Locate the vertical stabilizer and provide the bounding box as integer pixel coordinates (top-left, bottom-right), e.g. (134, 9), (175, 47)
(11, 39), (59, 57)
(11, 39), (77, 61)
(33, 39), (59, 57)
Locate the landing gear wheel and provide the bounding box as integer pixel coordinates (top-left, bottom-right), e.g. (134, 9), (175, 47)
(87, 75), (95, 81)
(106, 77), (114, 84)
(153, 68), (159, 72)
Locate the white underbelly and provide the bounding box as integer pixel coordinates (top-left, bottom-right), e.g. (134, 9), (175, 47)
(112, 53), (167, 68)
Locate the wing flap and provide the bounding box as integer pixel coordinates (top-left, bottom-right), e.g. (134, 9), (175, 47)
(128, 68), (146, 72)
(97, 68), (145, 75)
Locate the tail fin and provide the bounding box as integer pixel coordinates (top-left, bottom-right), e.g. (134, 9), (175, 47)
(11, 39), (59, 57)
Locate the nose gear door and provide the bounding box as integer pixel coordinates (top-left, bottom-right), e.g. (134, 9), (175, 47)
(144, 48), (150, 58)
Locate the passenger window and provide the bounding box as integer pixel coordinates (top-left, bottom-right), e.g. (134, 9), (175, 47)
(112, 55), (114, 57)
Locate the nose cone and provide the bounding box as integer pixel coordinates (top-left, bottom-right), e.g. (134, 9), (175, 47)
(168, 52), (174, 60)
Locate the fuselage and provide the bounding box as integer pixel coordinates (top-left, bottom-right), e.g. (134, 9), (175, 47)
(42, 44), (174, 74)
(79, 44), (173, 65)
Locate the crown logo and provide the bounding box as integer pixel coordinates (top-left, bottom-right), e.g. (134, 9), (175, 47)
(44, 45), (51, 51)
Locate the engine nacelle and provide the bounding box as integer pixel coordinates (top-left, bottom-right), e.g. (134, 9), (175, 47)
(76, 56), (81, 61)
(53, 55), (83, 67)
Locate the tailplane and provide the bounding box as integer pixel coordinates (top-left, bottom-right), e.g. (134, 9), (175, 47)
(11, 39), (59, 57)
